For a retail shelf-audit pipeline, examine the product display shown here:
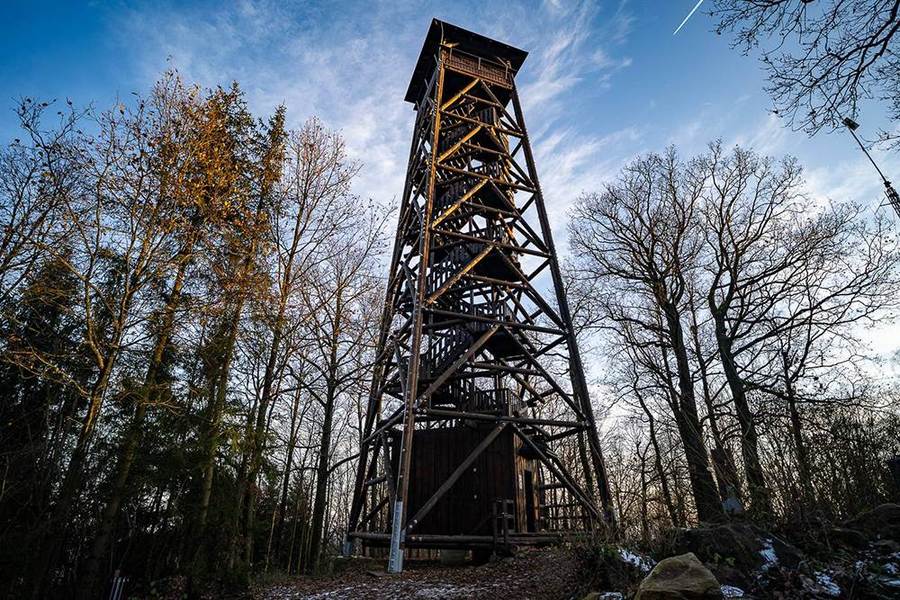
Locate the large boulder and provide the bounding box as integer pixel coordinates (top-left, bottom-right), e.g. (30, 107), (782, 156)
(634, 552), (723, 600)
(826, 526), (869, 549)
(843, 503), (900, 541)
(671, 522), (801, 578)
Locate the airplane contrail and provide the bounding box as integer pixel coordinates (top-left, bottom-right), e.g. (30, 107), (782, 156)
(673, 0), (705, 35)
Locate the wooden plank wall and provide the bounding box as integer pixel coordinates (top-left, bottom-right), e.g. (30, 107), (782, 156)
(396, 425), (540, 536)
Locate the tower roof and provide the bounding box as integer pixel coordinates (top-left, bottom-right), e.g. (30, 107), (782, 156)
(404, 19), (528, 104)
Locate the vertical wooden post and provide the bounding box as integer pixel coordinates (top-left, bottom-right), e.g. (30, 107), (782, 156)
(388, 49), (446, 574)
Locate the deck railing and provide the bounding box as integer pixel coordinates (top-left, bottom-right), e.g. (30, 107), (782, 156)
(442, 48), (512, 88)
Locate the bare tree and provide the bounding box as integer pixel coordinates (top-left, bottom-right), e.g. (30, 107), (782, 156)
(234, 118), (361, 568)
(0, 100), (79, 306)
(300, 203), (386, 572)
(569, 149), (725, 523)
(699, 142), (900, 517)
(713, 0), (900, 145)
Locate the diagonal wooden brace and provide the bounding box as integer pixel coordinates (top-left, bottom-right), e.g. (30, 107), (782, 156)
(438, 125), (482, 163)
(416, 324), (501, 405)
(426, 243), (492, 304)
(431, 178), (488, 228)
(441, 78), (480, 111)
(511, 424), (599, 520)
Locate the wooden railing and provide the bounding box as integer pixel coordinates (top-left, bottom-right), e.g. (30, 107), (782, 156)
(442, 48), (512, 88)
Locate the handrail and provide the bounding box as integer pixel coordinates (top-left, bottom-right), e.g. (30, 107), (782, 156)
(442, 48), (512, 88)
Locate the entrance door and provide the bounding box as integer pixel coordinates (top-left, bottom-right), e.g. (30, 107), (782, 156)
(523, 470), (536, 532)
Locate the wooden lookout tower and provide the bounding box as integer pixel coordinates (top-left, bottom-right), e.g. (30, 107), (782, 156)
(345, 19), (615, 572)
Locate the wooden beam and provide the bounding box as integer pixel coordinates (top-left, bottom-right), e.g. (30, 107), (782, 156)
(441, 78), (480, 111)
(362, 408), (403, 445)
(381, 433), (396, 504)
(437, 125), (482, 163)
(432, 227), (550, 259)
(511, 425), (599, 520)
(359, 495), (389, 528)
(431, 178), (488, 228)
(426, 243), (492, 304)
(421, 408), (583, 429)
(502, 326), (584, 419)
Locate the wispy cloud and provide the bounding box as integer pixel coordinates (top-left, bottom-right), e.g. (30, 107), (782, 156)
(521, 0), (632, 114)
(537, 125), (643, 228)
(732, 112), (788, 156)
(112, 0), (637, 250)
(115, 1), (423, 211)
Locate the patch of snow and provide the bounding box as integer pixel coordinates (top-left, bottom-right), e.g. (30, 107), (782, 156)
(720, 584), (744, 598)
(618, 548), (654, 573)
(758, 538), (778, 571)
(885, 562), (898, 575)
(814, 572), (841, 597)
(596, 594), (624, 600)
(884, 578), (900, 588)
(413, 584), (480, 599)
(300, 587), (358, 600)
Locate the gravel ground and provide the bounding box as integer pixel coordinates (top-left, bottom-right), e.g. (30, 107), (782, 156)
(256, 548), (586, 600)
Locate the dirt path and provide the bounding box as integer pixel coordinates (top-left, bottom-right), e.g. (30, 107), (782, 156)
(257, 548), (586, 600)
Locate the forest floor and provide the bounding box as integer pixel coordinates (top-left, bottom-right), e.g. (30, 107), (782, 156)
(232, 504), (900, 599)
(254, 547), (588, 600)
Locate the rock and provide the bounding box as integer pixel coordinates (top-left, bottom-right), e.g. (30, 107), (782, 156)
(671, 522), (801, 578)
(827, 526), (869, 549)
(707, 565), (745, 590)
(634, 552), (723, 600)
(843, 503), (900, 541)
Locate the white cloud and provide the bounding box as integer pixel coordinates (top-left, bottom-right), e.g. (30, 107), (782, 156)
(734, 112), (788, 156)
(111, 0), (637, 243)
(536, 125), (643, 234)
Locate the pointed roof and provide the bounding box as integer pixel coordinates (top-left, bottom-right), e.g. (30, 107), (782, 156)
(405, 19), (528, 104)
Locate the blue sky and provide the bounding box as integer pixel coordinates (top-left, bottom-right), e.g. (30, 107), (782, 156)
(3, 0), (899, 358)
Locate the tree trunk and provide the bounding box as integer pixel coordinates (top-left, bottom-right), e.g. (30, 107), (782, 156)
(234, 324), (285, 568)
(638, 442), (650, 545)
(307, 348), (338, 573)
(711, 310), (773, 519)
(688, 310), (741, 502)
(660, 301), (724, 523)
(33, 352), (117, 597)
(274, 385), (303, 565)
(82, 238), (194, 596)
(783, 352), (814, 508)
(227, 398), (256, 569)
(194, 308), (241, 554)
(635, 389), (680, 527)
